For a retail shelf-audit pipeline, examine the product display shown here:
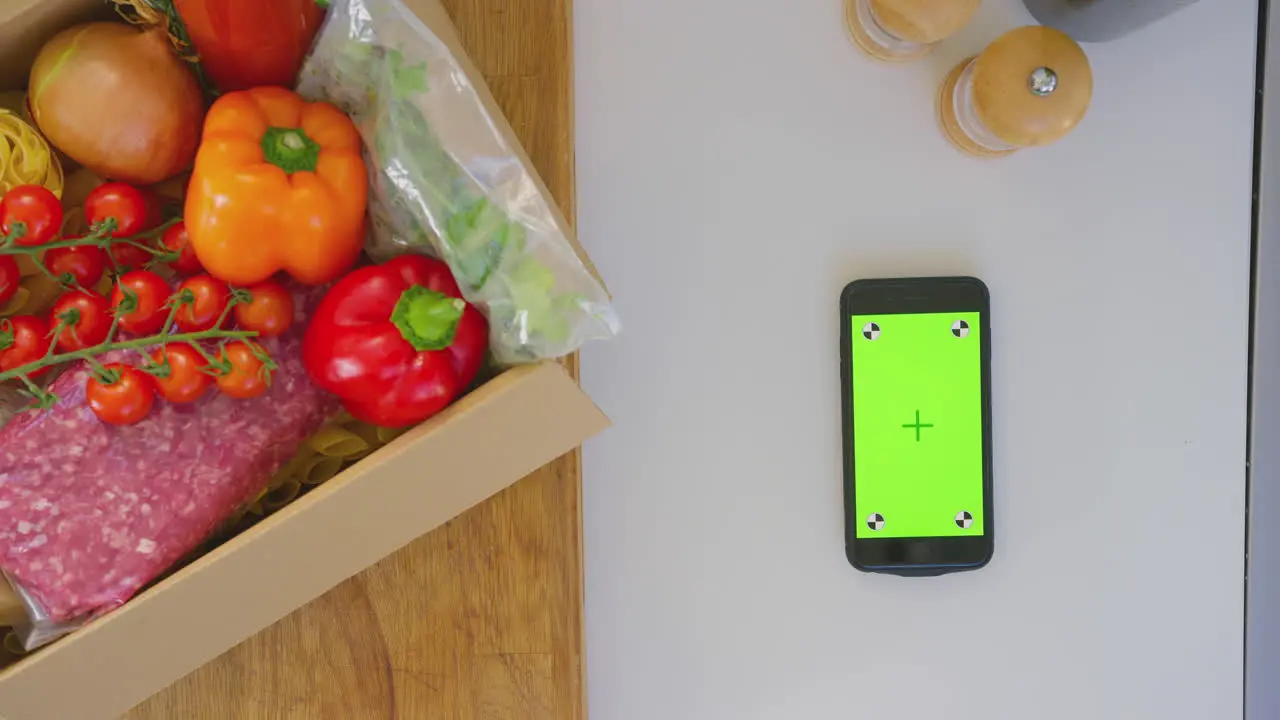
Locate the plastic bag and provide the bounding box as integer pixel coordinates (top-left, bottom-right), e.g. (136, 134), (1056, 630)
(0, 287), (337, 650)
(297, 0), (619, 364)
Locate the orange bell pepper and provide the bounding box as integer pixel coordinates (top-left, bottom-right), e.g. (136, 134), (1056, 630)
(184, 87), (367, 286)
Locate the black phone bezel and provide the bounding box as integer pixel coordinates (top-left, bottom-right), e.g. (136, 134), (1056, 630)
(839, 276), (994, 576)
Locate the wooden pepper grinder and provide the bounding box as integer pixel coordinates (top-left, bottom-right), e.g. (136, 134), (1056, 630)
(846, 0), (981, 62)
(938, 26), (1092, 157)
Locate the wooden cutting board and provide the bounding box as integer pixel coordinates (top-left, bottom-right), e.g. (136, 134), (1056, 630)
(124, 0), (584, 717)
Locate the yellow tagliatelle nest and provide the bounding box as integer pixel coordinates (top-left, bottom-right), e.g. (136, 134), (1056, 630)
(0, 109), (63, 198)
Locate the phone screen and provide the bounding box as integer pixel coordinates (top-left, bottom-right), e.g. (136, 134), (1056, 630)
(841, 276), (993, 574)
(850, 312), (984, 539)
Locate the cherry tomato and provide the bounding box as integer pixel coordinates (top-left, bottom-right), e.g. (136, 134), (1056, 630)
(112, 270), (173, 335)
(0, 315), (52, 377)
(44, 242), (108, 289)
(109, 241), (156, 274)
(0, 255), (19, 305)
(0, 185), (63, 247)
(85, 183), (149, 238)
(86, 363), (155, 426)
(234, 281), (294, 338)
(216, 342), (271, 399)
(150, 344), (212, 404)
(51, 289), (112, 351)
(138, 187), (166, 232)
(160, 222), (203, 275)
(175, 275), (231, 332)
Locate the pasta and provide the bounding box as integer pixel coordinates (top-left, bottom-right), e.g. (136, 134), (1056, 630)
(299, 455), (345, 486)
(306, 425), (370, 457)
(2, 630), (25, 657)
(262, 479), (302, 512)
(376, 425), (409, 444)
(226, 414), (405, 529)
(0, 287), (29, 318)
(0, 109), (63, 198)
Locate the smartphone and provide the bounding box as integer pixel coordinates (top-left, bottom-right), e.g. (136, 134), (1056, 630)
(840, 276), (993, 575)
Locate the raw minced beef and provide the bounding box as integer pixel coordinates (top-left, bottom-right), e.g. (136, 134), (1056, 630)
(0, 288), (338, 622)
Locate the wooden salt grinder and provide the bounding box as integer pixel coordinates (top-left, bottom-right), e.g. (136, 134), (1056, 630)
(938, 25), (1093, 157)
(846, 0), (981, 62)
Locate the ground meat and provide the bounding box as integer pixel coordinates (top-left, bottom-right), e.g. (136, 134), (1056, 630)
(0, 288), (339, 622)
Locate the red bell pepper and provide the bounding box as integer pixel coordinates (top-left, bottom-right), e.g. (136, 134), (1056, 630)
(302, 255), (488, 428)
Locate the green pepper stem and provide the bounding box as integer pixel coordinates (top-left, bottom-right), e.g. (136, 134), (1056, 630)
(391, 286), (465, 352)
(261, 127), (321, 174)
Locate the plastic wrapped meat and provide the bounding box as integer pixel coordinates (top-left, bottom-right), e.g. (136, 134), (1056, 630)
(0, 288), (338, 624)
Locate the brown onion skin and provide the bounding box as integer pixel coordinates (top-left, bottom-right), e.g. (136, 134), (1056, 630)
(29, 23), (205, 185)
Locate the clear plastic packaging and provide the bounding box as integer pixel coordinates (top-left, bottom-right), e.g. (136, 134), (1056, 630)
(297, 0), (619, 364)
(0, 288), (337, 649)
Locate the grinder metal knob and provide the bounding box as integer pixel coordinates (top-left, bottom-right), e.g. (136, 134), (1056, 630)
(938, 26), (1093, 157)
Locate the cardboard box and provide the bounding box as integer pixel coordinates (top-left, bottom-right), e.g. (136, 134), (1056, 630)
(0, 1), (609, 718)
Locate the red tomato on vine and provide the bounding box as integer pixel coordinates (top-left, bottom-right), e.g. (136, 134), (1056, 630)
(85, 183), (150, 238)
(0, 255), (19, 305)
(150, 344), (213, 404)
(0, 315), (53, 377)
(160, 222), (203, 275)
(86, 363), (155, 425)
(175, 275), (231, 332)
(112, 270), (173, 335)
(234, 281), (293, 338)
(51, 289), (112, 351)
(44, 243), (108, 288)
(0, 185), (63, 247)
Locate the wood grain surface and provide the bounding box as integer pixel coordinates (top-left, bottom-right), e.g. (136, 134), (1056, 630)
(124, 0), (584, 717)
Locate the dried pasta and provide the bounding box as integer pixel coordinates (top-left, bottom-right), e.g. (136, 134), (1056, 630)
(299, 455), (345, 486)
(262, 479), (302, 512)
(0, 109), (63, 198)
(0, 266), (82, 319)
(306, 425), (370, 457)
(232, 415), (404, 526)
(2, 630), (25, 657)
(376, 425), (409, 444)
(0, 287), (29, 318)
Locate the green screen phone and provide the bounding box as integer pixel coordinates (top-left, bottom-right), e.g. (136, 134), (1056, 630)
(840, 277), (993, 575)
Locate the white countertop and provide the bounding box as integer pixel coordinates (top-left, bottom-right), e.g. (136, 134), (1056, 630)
(576, 1), (1257, 718)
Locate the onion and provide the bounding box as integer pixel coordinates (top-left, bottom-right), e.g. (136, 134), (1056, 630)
(28, 23), (205, 185)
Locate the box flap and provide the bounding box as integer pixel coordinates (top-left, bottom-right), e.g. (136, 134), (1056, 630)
(0, 362), (608, 720)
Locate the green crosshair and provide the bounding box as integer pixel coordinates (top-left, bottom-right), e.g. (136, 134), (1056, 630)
(901, 410), (934, 441)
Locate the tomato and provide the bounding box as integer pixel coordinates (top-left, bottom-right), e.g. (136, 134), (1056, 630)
(0, 315), (52, 377)
(150, 343), (212, 404)
(0, 185), (63, 247)
(44, 242), (108, 289)
(51, 289), (112, 351)
(175, 275), (231, 332)
(216, 341), (271, 399)
(109, 241), (156, 274)
(234, 280), (294, 337)
(160, 222), (203, 275)
(138, 187), (166, 232)
(86, 363), (155, 425)
(111, 270), (172, 335)
(85, 183), (149, 238)
(0, 255), (19, 305)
